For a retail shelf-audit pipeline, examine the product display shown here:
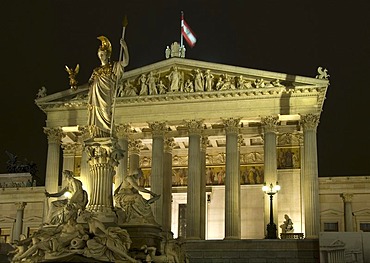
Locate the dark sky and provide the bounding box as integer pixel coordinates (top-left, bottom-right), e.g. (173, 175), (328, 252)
(1, 0), (370, 183)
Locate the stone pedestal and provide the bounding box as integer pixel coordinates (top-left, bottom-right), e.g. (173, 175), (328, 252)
(120, 224), (163, 251)
(84, 137), (124, 223)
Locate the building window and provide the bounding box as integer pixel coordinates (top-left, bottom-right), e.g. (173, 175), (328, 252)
(324, 222), (339, 232)
(360, 223), (370, 232)
(0, 228), (11, 243)
(178, 204), (187, 238)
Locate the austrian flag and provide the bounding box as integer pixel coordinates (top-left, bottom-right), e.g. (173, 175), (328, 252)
(181, 15), (197, 47)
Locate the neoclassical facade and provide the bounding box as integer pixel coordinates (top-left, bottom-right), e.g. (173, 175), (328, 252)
(2, 56), (341, 244)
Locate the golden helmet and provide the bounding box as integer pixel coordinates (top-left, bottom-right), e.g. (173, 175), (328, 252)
(97, 36), (112, 57)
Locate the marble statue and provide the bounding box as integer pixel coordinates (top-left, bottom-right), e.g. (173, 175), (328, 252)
(204, 69), (214, 91)
(316, 66), (330, 80)
(219, 74), (235, 90)
(139, 74), (148, 95)
(157, 80), (167, 94)
(11, 207), (88, 262)
(81, 211), (139, 263)
(280, 214), (294, 233)
(167, 67), (181, 92)
(147, 71), (159, 95)
(45, 170), (88, 225)
(36, 86), (47, 99)
(193, 69), (204, 92)
(184, 79), (194, 93)
(165, 46), (171, 59)
(114, 168), (160, 225)
(87, 36), (129, 137)
(119, 79), (137, 97)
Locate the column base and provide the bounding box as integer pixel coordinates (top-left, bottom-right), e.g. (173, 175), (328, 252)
(224, 236), (241, 240)
(266, 223), (278, 239)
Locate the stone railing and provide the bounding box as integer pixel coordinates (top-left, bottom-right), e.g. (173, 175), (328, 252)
(280, 233), (304, 239)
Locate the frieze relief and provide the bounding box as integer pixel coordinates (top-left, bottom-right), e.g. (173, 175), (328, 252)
(277, 133), (302, 146)
(116, 67), (287, 99)
(36, 63), (328, 111)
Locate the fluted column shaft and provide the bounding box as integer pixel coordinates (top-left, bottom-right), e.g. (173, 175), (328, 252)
(186, 120), (203, 239)
(341, 193), (354, 232)
(224, 118), (241, 239)
(85, 138), (124, 222)
(262, 116), (278, 236)
(80, 149), (89, 193)
(62, 143), (77, 188)
(149, 122), (166, 226)
(13, 202), (26, 242)
(301, 114), (320, 238)
(44, 128), (63, 193)
(200, 137), (208, 240)
(163, 138), (175, 234)
(116, 124), (130, 187)
(128, 140), (141, 175)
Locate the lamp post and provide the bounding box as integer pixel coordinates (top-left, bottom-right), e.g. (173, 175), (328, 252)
(262, 182), (280, 239)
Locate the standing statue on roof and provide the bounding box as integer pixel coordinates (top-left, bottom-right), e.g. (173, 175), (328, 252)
(87, 35), (129, 138)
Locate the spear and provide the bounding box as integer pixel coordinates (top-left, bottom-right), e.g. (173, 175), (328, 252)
(110, 15), (128, 137)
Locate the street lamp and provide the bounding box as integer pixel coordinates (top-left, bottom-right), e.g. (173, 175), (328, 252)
(262, 182), (280, 239)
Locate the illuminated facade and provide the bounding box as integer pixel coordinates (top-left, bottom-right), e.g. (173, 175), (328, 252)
(1, 56), (338, 244)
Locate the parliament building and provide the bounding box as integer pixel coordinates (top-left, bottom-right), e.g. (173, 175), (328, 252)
(1, 45), (370, 262)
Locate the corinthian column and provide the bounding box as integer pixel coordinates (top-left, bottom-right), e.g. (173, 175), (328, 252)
(116, 124), (131, 187)
(13, 202), (26, 242)
(163, 137), (175, 235)
(301, 114), (320, 238)
(341, 193), (354, 232)
(44, 127), (63, 194)
(261, 116), (279, 236)
(128, 139), (142, 175)
(200, 136), (209, 240)
(185, 120), (203, 240)
(149, 122), (167, 226)
(223, 118), (241, 239)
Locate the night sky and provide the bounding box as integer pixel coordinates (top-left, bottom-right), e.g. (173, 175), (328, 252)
(2, 1), (370, 183)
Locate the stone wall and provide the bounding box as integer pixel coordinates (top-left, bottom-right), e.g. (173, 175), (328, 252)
(184, 239), (319, 263)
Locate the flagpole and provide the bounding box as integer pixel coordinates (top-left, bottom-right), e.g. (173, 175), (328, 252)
(181, 11), (184, 48)
(110, 16), (128, 138)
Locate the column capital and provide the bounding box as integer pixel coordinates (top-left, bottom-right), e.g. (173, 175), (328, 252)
(85, 140), (124, 167)
(222, 117), (241, 134)
(340, 193), (353, 203)
(184, 119), (204, 135)
(15, 202), (26, 210)
(164, 137), (175, 153)
(148, 121), (167, 137)
(116, 124), (131, 139)
(128, 139), (142, 155)
(300, 114), (320, 131)
(261, 115), (279, 133)
(61, 143), (78, 155)
(43, 127), (64, 143)
(78, 126), (91, 142)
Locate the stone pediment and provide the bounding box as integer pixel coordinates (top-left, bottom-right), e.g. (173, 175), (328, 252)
(36, 57), (329, 112)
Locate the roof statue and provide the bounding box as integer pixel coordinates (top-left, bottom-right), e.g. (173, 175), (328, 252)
(165, 42), (186, 59)
(65, 64), (79, 90)
(316, 66), (330, 80)
(35, 86), (47, 99)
